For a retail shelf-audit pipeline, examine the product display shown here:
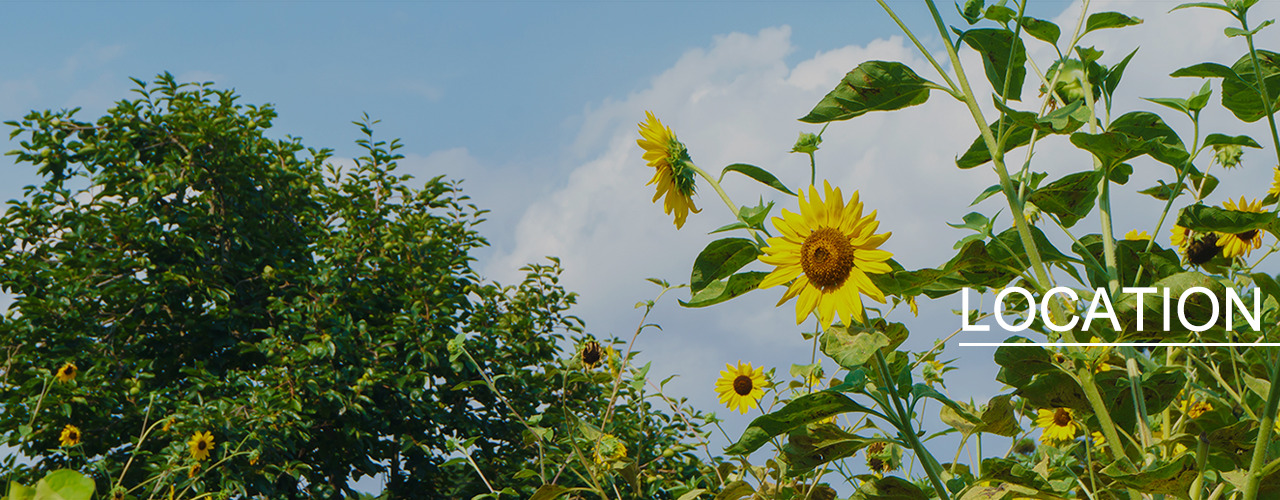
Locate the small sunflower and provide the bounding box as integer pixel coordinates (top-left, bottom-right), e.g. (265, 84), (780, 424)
(1124, 230), (1151, 241)
(1035, 407), (1080, 444)
(55, 362), (77, 383)
(1217, 196), (1265, 259)
(188, 431), (215, 461)
(1090, 430), (1107, 452)
(1181, 397), (1213, 419)
(593, 433), (627, 464)
(715, 362), (768, 414)
(59, 424), (81, 447)
(580, 340), (604, 369)
(758, 181), (893, 328)
(636, 111), (701, 229)
(1269, 168), (1280, 199)
(188, 462), (201, 479)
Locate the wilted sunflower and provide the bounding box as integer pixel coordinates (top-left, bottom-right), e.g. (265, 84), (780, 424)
(1217, 196), (1265, 259)
(715, 362), (768, 414)
(593, 433), (627, 464)
(59, 424), (81, 447)
(758, 181), (892, 328)
(1173, 225), (1220, 265)
(188, 431), (215, 461)
(636, 111), (701, 229)
(1035, 407), (1080, 444)
(580, 340), (604, 369)
(55, 362), (77, 383)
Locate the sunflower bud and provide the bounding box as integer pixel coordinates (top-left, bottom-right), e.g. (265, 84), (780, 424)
(1213, 143), (1244, 169)
(790, 131), (821, 155)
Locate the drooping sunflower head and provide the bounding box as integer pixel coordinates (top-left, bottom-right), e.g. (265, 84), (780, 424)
(758, 181), (893, 329)
(59, 424), (81, 447)
(1035, 407), (1080, 444)
(636, 111), (701, 229)
(714, 361), (768, 414)
(593, 433), (627, 464)
(55, 362), (77, 383)
(864, 440), (901, 478)
(1217, 196), (1266, 259)
(188, 431), (215, 462)
(1173, 225), (1220, 265)
(580, 339), (604, 369)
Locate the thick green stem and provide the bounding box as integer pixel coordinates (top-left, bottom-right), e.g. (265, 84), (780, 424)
(875, 351), (951, 500)
(1079, 366), (1138, 467)
(1242, 349), (1280, 499)
(1240, 13), (1280, 167)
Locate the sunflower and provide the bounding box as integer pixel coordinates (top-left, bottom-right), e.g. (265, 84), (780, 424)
(1090, 430), (1107, 452)
(636, 111), (701, 229)
(59, 424), (81, 447)
(1269, 168), (1280, 199)
(55, 362), (77, 383)
(1124, 230), (1151, 241)
(1035, 407), (1080, 444)
(593, 433), (627, 464)
(1170, 225), (1189, 247)
(758, 181), (893, 328)
(715, 362), (768, 414)
(580, 340), (604, 369)
(1173, 225), (1220, 265)
(1181, 397), (1213, 419)
(1217, 196), (1265, 259)
(188, 431), (215, 461)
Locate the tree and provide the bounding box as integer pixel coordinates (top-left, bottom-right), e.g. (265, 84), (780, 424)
(0, 73), (612, 498)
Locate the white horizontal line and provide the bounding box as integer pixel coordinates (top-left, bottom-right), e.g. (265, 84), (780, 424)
(959, 342), (1280, 347)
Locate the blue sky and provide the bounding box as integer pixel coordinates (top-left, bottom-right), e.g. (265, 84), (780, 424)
(4, 0), (1278, 492)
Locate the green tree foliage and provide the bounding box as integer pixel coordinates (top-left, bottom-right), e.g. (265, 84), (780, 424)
(0, 74), (713, 499)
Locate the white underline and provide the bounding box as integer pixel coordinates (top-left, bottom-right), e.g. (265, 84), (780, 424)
(959, 342), (1280, 347)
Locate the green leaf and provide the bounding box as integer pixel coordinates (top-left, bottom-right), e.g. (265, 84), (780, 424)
(1188, 80), (1214, 111)
(1177, 204), (1278, 237)
(680, 271), (768, 308)
(993, 337), (1054, 388)
(801, 61), (935, 123)
(1143, 97), (1190, 115)
(982, 5), (1016, 24)
(713, 481), (755, 500)
(961, 29), (1028, 100)
(1104, 48), (1140, 96)
(676, 489), (708, 500)
(1070, 131), (1147, 168)
(782, 423), (875, 474)
(849, 476), (927, 500)
(1017, 17), (1060, 45)
(1138, 181), (1184, 201)
(1171, 62), (1243, 81)
(820, 319), (908, 370)
(1203, 133), (1262, 148)
(32, 470), (94, 500)
(1084, 12), (1143, 34)
(959, 0), (984, 25)
(725, 391), (874, 455)
(1171, 2), (1233, 13)
(1100, 454), (1197, 496)
(5, 482), (34, 500)
(690, 238), (761, 294)
(720, 163), (795, 195)
(1221, 50), (1280, 122)
(530, 484), (570, 500)
(1028, 171), (1100, 227)
(1252, 272), (1280, 305)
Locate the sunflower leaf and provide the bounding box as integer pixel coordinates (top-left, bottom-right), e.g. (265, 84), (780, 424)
(720, 163), (796, 196)
(1203, 133), (1262, 148)
(1083, 12), (1143, 35)
(960, 28), (1027, 100)
(725, 391), (874, 455)
(849, 476), (927, 500)
(690, 238), (761, 294)
(680, 271), (768, 308)
(1176, 204), (1278, 237)
(1028, 171), (1100, 228)
(800, 61), (934, 123)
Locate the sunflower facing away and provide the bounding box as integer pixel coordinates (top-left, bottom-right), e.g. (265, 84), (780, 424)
(1217, 196), (1265, 259)
(636, 111), (701, 229)
(593, 433), (627, 464)
(715, 362), (768, 414)
(188, 431), (215, 461)
(59, 424), (81, 447)
(758, 181), (892, 328)
(1036, 407), (1080, 444)
(55, 362), (77, 383)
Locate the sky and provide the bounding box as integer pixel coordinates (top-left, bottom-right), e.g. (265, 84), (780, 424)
(3, 0), (1279, 493)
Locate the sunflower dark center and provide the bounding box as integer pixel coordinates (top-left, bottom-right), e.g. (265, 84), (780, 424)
(1238, 229), (1258, 240)
(198, 440), (208, 451)
(1187, 232), (1220, 265)
(732, 375), (754, 396)
(1053, 408), (1072, 427)
(800, 227), (856, 291)
(581, 342), (602, 366)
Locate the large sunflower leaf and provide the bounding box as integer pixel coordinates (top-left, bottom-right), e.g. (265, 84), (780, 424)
(961, 28), (1028, 101)
(680, 271), (767, 308)
(725, 391), (874, 455)
(849, 477), (927, 500)
(1222, 50), (1280, 123)
(690, 238), (761, 294)
(1017, 16), (1061, 46)
(32, 470), (95, 500)
(1028, 171), (1100, 228)
(993, 336), (1054, 389)
(800, 61), (934, 123)
(1083, 12), (1143, 35)
(1100, 454), (1197, 496)
(1176, 204), (1279, 237)
(782, 423), (876, 475)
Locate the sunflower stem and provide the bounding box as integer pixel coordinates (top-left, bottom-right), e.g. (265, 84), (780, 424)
(1236, 10), (1280, 167)
(690, 164), (763, 238)
(874, 350), (950, 500)
(1243, 342), (1280, 500)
